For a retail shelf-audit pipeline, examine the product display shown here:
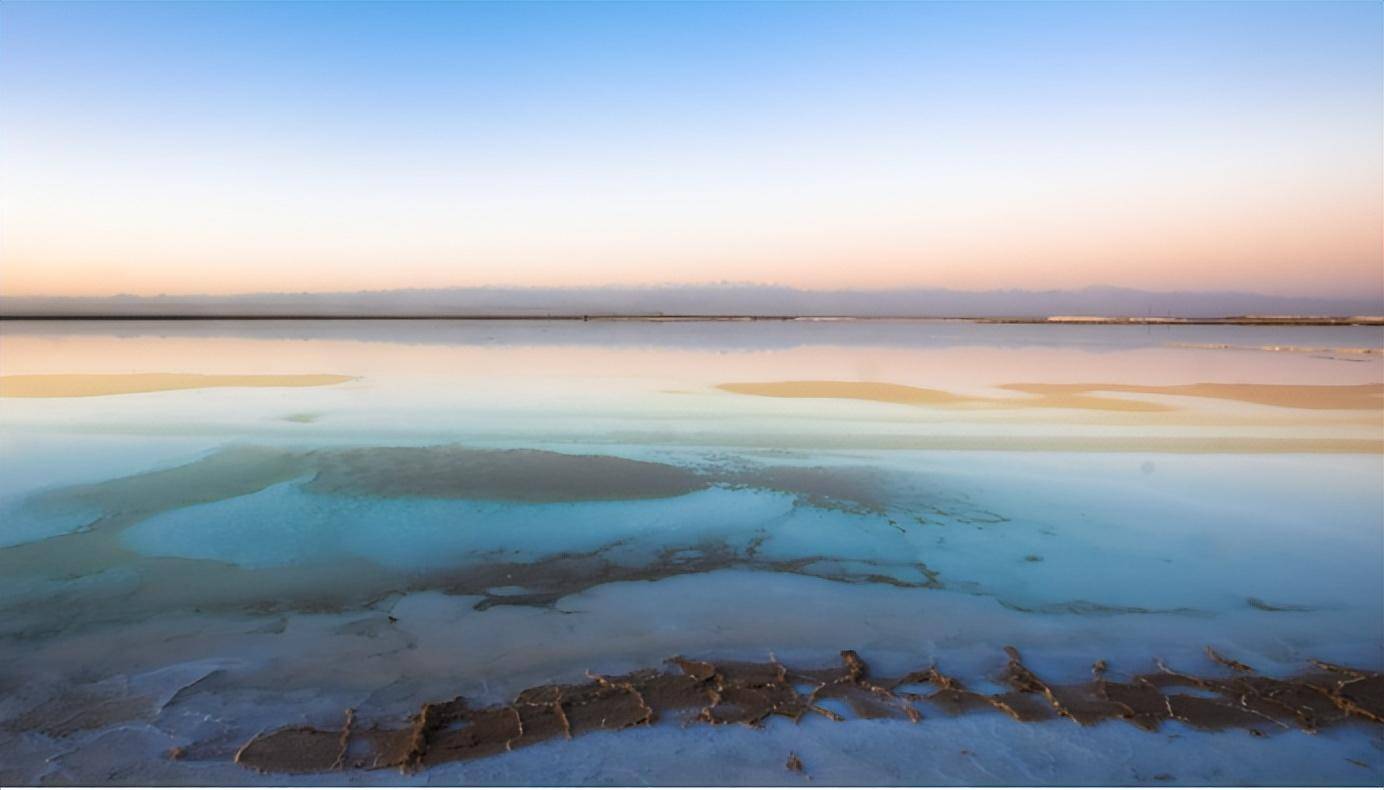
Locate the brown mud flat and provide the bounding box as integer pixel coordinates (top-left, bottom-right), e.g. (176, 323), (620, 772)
(235, 647), (1383, 776)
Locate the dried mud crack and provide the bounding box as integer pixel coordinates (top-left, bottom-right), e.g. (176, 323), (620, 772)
(234, 647), (1384, 775)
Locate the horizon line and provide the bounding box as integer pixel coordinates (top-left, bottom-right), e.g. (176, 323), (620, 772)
(3, 314), (1381, 326)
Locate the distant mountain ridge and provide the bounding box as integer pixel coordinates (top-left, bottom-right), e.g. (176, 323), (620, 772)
(2, 285), (1381, 319)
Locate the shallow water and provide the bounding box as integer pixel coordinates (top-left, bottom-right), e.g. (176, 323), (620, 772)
(0, 319), (1381, 786)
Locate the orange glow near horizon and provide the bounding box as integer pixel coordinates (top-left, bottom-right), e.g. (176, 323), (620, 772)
(4, 170), (1379, 299)
(4, 108), (1380, 299)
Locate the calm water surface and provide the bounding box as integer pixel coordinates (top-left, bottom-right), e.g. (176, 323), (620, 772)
(1, 320), (1381, 785)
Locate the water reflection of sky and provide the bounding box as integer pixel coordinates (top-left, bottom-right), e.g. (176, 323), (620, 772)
(0, 321), (1380, 786)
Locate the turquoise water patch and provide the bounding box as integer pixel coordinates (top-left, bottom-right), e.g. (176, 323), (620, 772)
(871, 452), (1384, 618)
(0, 494), (103, 549)
(120, 481), (798, 570)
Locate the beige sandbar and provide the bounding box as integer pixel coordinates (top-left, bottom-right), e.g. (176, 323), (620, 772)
(0, 373), (357, 398)
(715, 380), (1169, 412)
(716, 380), (975, 406)
(1001, 383), (1384, 411)
(717, 380), (1384, 412)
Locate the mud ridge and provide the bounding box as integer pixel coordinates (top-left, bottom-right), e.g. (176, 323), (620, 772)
(234, 647), (1384, 775)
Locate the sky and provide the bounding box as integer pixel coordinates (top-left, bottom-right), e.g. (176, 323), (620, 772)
(1, 1), (1380, 299)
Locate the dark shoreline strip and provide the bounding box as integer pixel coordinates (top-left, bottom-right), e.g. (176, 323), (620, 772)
(3, 315), (1381, 325)
(234, 647), (1384, 775)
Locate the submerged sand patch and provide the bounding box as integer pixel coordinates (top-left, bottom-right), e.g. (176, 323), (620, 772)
(717, 380), (1384, 413)
(0, 373), (356, 398)
(306, 446), (707, 502)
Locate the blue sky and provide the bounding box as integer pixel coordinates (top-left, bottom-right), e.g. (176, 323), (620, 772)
(2, 1), (1380, 296)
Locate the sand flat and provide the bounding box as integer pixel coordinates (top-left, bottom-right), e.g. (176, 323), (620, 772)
(716, 379), (1168, 411)
(718, 379), (1384, 413)
(716, 380), (976, 406)
(1001, 382), (1384, 411)
(0, 373), (356, 398)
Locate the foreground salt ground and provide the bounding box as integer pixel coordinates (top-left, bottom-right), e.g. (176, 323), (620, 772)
(1, 446), (1380, 785)
(230, 647), (1382, 775)
(4, 640), (1382, 786)
(12, 695), (1384, 785)
(1, 319), (1380, 785)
